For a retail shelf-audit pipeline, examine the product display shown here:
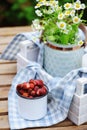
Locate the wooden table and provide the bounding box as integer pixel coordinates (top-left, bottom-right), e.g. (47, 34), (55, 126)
(0, 26), (87, 130)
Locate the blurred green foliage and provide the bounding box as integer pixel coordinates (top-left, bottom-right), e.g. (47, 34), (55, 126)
(0, 0), (86, 27)
(0, 0), (37, 26)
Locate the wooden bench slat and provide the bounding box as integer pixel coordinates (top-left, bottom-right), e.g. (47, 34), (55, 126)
(0, 101), (8, 115)
(0, 87), (10, 99)
(0, 36), (14, 45)
(0, 26), (32, 36)
(0, 63), (17, 74)
(0, 44), (7, 53)
(0, 60), (16, 64)
(26, 125), (87, 130)
(0, 114), (87, 130)
(0, 115), (9, 130)
(0, 74), (15, 86)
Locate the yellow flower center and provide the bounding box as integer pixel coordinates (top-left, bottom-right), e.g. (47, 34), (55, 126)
(74, 17), (79, 22)
(36, 3), (41, 7)
(65, 10), (70, 15)
(60, 23), (64, 28)
(40, 0), (45, 2)
(65, 3), (71, 9)
(79, 40), (83, 45)
(66, 4), (70, 7)
(76, 3), (81, 9)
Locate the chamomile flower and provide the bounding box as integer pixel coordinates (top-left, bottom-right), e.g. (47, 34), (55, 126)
(58, 13), (64, 20)
(65, 10), (70, 16)
(64, 3), (72, 10)
(63, 29), (69, 34)
(35, 10), (42, 17)
(78, 40), (84, 45)
(81, 4), (85, 9)
(39, 0), (46, 2)
(57, 21), (66, 30)
(43, 8), (54, 14)
(73, 16), (81, 24)
(35, 3), (41, 8)
(50, 0), (58, 8)
(70, 10), (75, 17)
(74, 1), (81, 10)
(32, 19), (42, 30)
(32, 19), (40, 25)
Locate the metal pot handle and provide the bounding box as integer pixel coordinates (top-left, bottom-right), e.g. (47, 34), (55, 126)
(79, 23), (87, 46)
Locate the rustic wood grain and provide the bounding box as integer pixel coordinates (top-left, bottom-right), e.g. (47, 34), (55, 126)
(0, 63), (17, 74)
(0, 60), (16, 64)
(0, 44), (7, 53)
(0, 87), (10, 100)
(0, 26), (32, 36)
(0, 115), (9, 130)
(0, 74), (15, 86)
(0, 36), (14, 44)
(0, 101), (8, 115)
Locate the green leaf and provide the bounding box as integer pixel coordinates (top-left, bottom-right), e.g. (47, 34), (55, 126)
(60, 34), (69, 44)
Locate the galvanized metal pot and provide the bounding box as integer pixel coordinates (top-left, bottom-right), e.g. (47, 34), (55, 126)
(43, 24), (87, 77)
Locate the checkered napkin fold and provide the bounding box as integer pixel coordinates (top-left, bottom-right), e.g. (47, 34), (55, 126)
(0, 31), (87, 130)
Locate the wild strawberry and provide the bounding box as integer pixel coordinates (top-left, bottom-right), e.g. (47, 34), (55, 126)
(41, 86), (47, 95)
(17, 84), (22, 91)
(34, 79), (44, 87)
(22, 92), (28, 97)
(36, 88), (42, 96)
(29, 83), (34, 89)
(29, 79), (37, 86)
(19, 89), (24, 95)
(34, 86), (39, 92)
(31, 90), (36, 96)
(28, 88), (32, 94)
(22, 82), (30, 90)
(29, 96), (33, 98)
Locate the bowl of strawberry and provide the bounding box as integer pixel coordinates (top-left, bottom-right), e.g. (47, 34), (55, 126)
(16, 79), (48, 120)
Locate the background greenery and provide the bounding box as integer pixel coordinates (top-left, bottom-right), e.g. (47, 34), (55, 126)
(0, 0), (86, 27)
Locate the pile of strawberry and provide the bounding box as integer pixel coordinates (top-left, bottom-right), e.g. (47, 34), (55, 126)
(16, 79), (48, 98)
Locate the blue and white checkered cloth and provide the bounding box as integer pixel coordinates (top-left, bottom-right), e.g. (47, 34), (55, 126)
(0, 31), (87, 129)
(8, 65), (87, 130)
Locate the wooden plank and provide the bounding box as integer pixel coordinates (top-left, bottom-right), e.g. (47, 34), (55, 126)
(0, 101), (8, 115)
(0, 60), (16, 64)
(0, 114), (74, 130)
(0, 44), (7, 53)
(0, 74), (15, 86)
(24, 125), (87, 130)
(0, 87), (10, 99)
(0, 115), (9, 130)
(0, 36), (14, 44)
(0, 63), (17, 74)
(0, 115), (87, 130)
(0, 26), (32, 36)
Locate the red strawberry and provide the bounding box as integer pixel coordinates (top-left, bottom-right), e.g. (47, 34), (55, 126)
(41, 86), (47, 95)
(29, 83), (34, 89)
(22, 82), (30, 90)
(34, 79), (44, 87)
(34, 86), (39, 92)
(29, 95), (33, 98)
(19, 89), (24, 95)
(31, 90), (36, 96)
(36, 88), (43, 96)
(17, 84), (22, 91)
(28, 88), (32, 94)
(29, 79), (37, 86)
(22, 92), (28, 97)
